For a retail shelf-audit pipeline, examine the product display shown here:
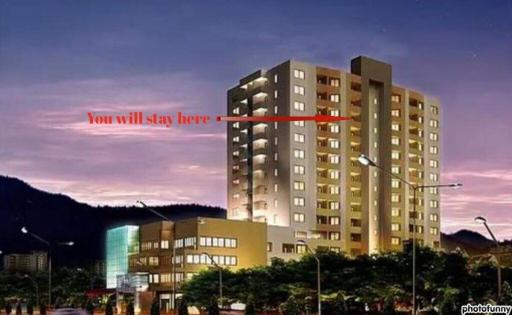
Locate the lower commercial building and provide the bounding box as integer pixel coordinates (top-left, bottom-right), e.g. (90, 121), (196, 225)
(2, 251), (48, 273)
(106, 217), (267, 313)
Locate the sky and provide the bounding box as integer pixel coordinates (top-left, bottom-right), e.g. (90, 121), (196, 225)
(1, 1), (511, 239)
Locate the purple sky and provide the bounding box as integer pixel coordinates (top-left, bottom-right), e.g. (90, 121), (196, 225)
(1, 1), (511, 239)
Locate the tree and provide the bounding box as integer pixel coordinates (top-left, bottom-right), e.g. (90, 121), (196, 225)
(150, 298), (160, 315)
(104, 300), (113, 315)
(55, 297), (64, 309)
(126, 302), (134, 315)
(177, 297), (189, 315)
(206, 297), (219, 315)
(27, 302), (34, 315)
(15, 302), (22, 315)
(244, 294), (256, 315)
(499, 281), (512, 305)
(39, 302), (46, 315)
(438, 287), (459, 315)
(280, 296), (301, 315)
(323, 292), (348, 315)
(5, 303), (12, 315)
(86, 300), (94, 315)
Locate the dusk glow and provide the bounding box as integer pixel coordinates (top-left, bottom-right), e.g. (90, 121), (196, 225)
(1, 1), (511, 239)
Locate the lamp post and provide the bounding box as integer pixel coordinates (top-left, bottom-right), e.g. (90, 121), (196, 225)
(202, 252), (223, 307)
(24, 274), (40, 306)
(474, 216), (502, 300)
(358, 154), (462, 315)
(136, 201), (177, 310)
(20, 226), (74, 306)
(297, 240), (321, 315)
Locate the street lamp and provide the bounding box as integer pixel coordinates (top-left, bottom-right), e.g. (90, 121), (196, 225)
(136, 201), (177, 310)
(297, 240), (321, 315)
(358, 154), (462, 315)
(20, 226), (74, 306)
(474, 216), (502, 299)
(24, 274), (40, 306)
(202, 252), (223, 308)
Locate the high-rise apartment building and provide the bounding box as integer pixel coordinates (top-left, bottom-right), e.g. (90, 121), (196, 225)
(2, 251), (48, 273)
(227, 56), (441, 257)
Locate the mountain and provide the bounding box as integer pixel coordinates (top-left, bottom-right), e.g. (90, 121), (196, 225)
(441, 229), (496, 255)
(0, 175), (226, 267)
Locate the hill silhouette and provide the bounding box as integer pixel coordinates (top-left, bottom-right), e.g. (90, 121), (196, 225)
(0, 175), (226, 267)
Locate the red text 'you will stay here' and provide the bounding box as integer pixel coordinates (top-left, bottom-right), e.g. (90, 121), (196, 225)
(87, 112), (211, 128)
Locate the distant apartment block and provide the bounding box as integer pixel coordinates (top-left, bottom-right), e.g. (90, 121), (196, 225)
(3, 251), (48, 273)
(227, 56), (441, 257)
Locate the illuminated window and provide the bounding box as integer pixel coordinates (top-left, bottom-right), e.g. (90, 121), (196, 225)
(329, 170), (339, 179)
(391, 179), (400, 188)
(329, 154), (339, 164)
(294, 120), (305, 127)
(330, 109), (340, 117)
(329, 202), (339, 210)
(293, 212), (305, 222)
(392, 151), (400, 160)
(430, 106), (439, 115)
(274, 74), (278, 83)
(391, 94), (401, 103)
(329, 185), (340, 194)
(391, 123), (400, 131)
(293, 69), (305, 80)
(330, 79), (340, 87)
(329, 124), (339, 133)
(391, 223), (401, 231)
(329, 232), (340, 240)
(294, 165), (305, 174)
(430, 213), (439, 222)
(329, 216), (340, 225)
(296, 244), (307, 253)
(391, 237), (401, 245)
(329, 139), (340, 149)
(429, 146), (439, 154)
(274, 90), (278, 99)
(391, 208), (400, 217)
(391, 137), (400, 146)
(429, 132), (438, 141)
(294, 149), (305, 159)
(391, 166), (400, 174)
(430, 227), (439, 235)
(294, 133), (305, 143)
(391, 109), (400, 117)
(293, 181), (305, 191)
(429, 160), (439, 168)
(294, 101), (305, 111)
(293, 197), (305, 207)
(330, 94), (340, 102)
(233, 107), (239, 114)
(161, 240), (169, 249)
(294, 85), (305, 95)
(392, 194), (401, 203)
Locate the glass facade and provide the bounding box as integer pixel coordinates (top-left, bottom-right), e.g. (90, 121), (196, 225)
(106, 225), (139, 289)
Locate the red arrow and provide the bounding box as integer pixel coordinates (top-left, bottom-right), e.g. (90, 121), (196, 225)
(216, 115), (352, 123)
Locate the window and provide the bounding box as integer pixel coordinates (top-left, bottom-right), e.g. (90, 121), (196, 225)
(293, 197), (305, 207)
(392, 109), (400, 117)
(233, 136), (239, 143)
(296, 244), (307, 253)
(392, 94), (401, 103)
(329, 232), (340, 240)
(330, 79), (340, 87)
(329, 185), (340, 194)
(429, 160), (439, 168)
(233, 122), (239, 129)
(294, 212), (305, 222)
(294, 165), (305, 174)
(329, 201), (339, 210)
(391, 151), (400, 160)
(430, 200), (439, 208)
(294, 101), (305, 111)
(160, 273), (171, 283)
(391, 179), (400, 188)
(391, 137), (400, 145)
(392, 194), (401, 203)
(233, 107), (240, 114)
(391, 223), (401, 231)
(329, 216), (340, 225)
(329, 139), (340, 149)
(391, 166), (400, 174)
(330, 94), (340, 102)
(274, 74), (278, 83)
(294, 120), (305, 127)
(329, 123), (339, 133)
(267, 242), (273, 252)
(161, 240), (169, 249)
(293, 69), (305, 79)
(199, 237), (237, 248)
(391, 208), (400, 217)
(429, 146), (439, 154)
(391, 123), (400, 131)
(186, 254), (237, 266)
(295, 231), (307, 239)
(274, 169), (278, 176)
(430, 213), (439, 222)
(293, 181), (305, 191)
(329, 154), (340, 164)
(149, 274), (159, 284)
(329, 170), (339, 179)
(274, 184), (278, 192)
(430, 119), (439, 128)
(391, 237), (401, 245)
(294, 149), (305, 159)
(274, 90), (278, 99)
(430, 227), (439, 235)
(430, 173), (439, 182)
(282, 244), (295, 253)
(330, 109), (339, 117)
(294, 85), (305, 95)
(149, 256), (159, 266)
(429, 132), (438, 141)
(294, 133), (305, 143)
(431, 106), (439, 115)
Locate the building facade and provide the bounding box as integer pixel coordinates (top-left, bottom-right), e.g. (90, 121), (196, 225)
(106, 225), (140, 289)
(227, 56), (441, 257)
(2, 251), (48, 273)
(106, 217), (267, 312)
